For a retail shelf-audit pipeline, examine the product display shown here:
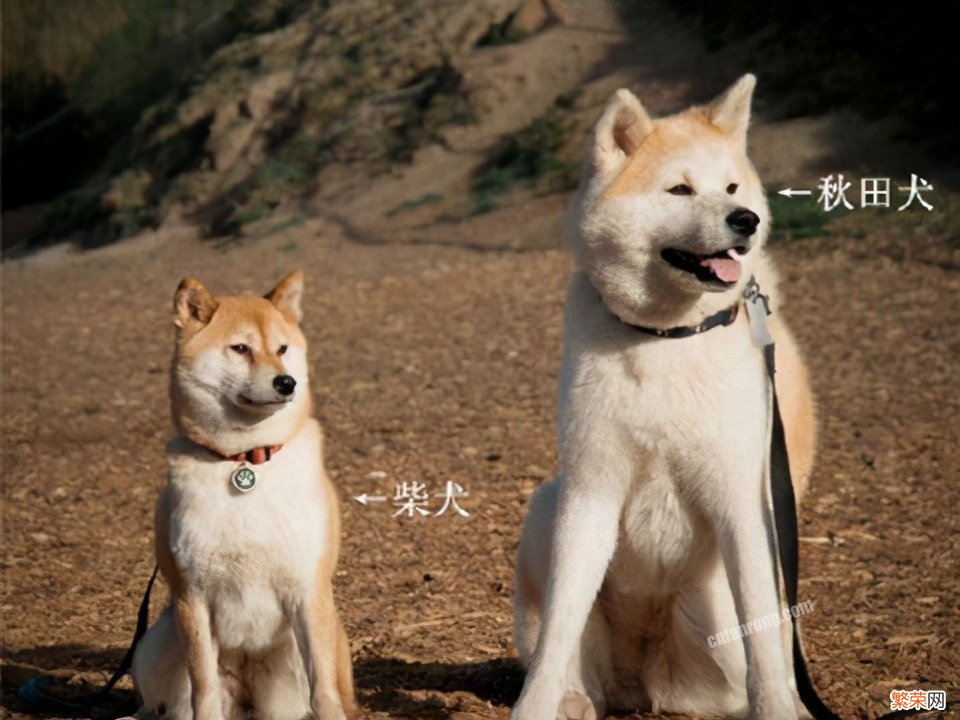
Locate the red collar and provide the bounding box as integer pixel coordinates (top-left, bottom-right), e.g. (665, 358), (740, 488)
(211, 444), (283, 465)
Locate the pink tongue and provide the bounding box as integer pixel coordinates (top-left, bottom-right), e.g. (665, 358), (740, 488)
(700, 257), (742, 283)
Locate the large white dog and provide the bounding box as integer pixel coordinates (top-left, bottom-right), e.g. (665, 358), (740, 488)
(512, 75), (817, 720)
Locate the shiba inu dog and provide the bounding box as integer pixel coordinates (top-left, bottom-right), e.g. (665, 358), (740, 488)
(131, 270), (356, 720)
(511, 75), (817, 720)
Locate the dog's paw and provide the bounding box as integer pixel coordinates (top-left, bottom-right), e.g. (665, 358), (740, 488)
(557, 691), (601, 720)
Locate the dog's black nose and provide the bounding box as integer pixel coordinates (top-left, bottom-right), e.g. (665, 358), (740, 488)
(273, 374), (296, 396)
(726, 207), (760, 237)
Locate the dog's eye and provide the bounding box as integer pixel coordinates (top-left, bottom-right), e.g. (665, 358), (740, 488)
(668, 184), (694, 196)
(727, 183), (738, 195)
(230, 344), (250, 355)
(277, 345), (288, 356)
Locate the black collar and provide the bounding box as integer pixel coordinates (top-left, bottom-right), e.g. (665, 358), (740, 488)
(615, 302), (740, 338)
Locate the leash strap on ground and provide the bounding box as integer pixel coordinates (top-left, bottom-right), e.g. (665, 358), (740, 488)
(749, 283), (946, 720)
(96, 564), (158, 700)
(763, 343), (842, 720)
(747, 280), (841, 720)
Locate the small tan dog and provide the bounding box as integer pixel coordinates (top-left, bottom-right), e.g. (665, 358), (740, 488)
(132, 270), (355, 720)
(512, 76), (816, 720)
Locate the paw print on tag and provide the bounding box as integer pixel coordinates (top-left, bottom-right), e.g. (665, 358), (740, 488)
(231, 467), (257, 493)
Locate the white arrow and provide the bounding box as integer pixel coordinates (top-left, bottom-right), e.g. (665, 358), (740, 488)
(777, 188), (813, 198)
(354, 493), (387, 506)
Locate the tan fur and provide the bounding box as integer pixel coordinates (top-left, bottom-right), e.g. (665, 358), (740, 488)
(133, 270), (355, 720)
(605, 113), (755, 199)
(771, 316), (817, 500)
(512, 76), (818, 720)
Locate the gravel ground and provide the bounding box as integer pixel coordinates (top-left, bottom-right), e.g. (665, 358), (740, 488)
(2, 212), (958, 718)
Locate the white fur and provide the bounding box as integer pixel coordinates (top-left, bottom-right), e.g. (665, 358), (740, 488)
(132, 275), (351, 720)
(170, 331), (310, 457)
(132, 424), (338, 720)
(512, 77), (808, 720)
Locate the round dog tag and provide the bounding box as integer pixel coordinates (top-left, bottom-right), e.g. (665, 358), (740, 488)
(231, 466), (257, 493)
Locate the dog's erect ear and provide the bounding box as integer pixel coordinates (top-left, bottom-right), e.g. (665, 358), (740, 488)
(591, 88), (654, 175)
(706, 74), (755, 147)
(265, 269), (304, 324)
(174, 278), (218, 330)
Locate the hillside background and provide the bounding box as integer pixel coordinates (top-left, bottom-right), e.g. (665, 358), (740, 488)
(3, 0), (958, 253)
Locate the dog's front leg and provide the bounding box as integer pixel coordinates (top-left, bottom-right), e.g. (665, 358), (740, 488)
(512, 471), (627, 720)
(173, 592), (223, 720)
(294, 583), (349, 720)
(713, 487), (797, 720)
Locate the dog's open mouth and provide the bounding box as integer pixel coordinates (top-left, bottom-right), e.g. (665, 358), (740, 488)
(239, 395), (290, 407)
(661, 246), (747, 286)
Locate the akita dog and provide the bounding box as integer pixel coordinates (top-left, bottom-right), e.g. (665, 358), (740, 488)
(132, 270), (355, 720)
(512, 75), (817, 720)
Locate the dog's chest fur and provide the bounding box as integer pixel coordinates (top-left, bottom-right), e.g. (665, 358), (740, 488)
(561, 271), (770, 595)
(165, 420), (330, 653)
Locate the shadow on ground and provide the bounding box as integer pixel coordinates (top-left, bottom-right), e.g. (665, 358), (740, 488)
(1, 646), (527, 719)
(1, 643), (135, 718)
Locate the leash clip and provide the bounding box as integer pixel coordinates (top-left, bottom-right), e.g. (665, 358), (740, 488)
(742, 276), (774, 349)
(743, 276), (771, 316)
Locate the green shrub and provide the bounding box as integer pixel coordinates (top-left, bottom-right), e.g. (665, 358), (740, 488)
(471, 106), (579, 214)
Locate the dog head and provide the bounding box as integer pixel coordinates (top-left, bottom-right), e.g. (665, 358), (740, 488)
(170, 270), (311, 454)
(567, 74), (768, 327)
